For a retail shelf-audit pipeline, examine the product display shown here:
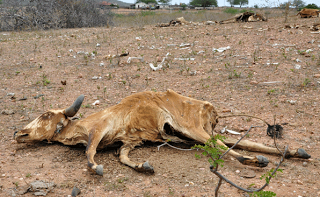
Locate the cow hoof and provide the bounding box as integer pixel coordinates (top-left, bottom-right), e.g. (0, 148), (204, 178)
(96, 165), (103, 176)
(142, 161), (154, 173)
(296, 148), (311, 159)
(256, 155), (269, 167)
(236, 155), (269, 167)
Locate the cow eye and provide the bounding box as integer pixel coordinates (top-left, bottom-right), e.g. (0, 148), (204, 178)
(21, 134), (29, 137)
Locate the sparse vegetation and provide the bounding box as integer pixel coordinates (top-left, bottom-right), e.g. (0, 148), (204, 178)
(0, 7), (317, 196)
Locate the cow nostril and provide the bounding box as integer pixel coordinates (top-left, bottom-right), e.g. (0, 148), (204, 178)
(14, 131), (18, 136)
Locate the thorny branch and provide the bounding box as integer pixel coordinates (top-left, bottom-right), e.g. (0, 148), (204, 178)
(207, 125), (288, 196)
(156, 124), (288, 196)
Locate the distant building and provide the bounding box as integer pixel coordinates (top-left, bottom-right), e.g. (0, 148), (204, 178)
(159, 4), (169, 9)
(135, 2), (148, 9)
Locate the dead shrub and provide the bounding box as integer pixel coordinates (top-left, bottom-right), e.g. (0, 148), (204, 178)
(0, 0), (114, 31)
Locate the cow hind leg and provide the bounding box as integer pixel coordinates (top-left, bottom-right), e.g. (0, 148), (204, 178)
(119, 144), (154, 173)
(215, 139), (269, 167)
(224, 137), (311, 159)
(194, 131), (269, 167)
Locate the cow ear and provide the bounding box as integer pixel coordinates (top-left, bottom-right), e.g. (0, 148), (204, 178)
(64, 95), (85, 117)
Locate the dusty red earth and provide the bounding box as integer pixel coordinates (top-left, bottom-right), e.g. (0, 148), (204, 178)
(0, 15), (320, 197)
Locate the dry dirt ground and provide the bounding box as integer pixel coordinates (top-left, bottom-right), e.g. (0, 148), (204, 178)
(0, 15), (320, 197)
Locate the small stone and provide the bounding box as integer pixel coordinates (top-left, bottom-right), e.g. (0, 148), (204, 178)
(71, 187), (81, 197)
(302, 162), (307, 167)
(1, 110), (15, 115)
(34, 191), (47, 196)
(240, 169), (256, 178)
(235, 170), (240, 173)
(297, 180), (303, 185)
(7, 93), (15, 96)
(313, 74), (320, 78)
(250, 81), (258, 85)
(294, 64), (301, 69)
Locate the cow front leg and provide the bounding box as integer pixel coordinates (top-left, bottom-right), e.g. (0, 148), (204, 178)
(119, 145), (154, 173)
(86, 131), (104, 176)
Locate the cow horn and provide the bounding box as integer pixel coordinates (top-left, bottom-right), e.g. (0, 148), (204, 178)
(64, 95), (85, 117)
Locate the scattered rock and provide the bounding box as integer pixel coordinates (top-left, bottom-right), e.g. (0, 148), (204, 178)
(250, 80), (259, 85)
(294, 64), (301, 69)
(7, 93), (15, 96)
(189, 70), (197, 76)
(30, 180), (55, 190)
(92, 76), (100, 80)
(297, 180), (303, 185)
(1, 110), (15, 115)
(34, 191), (47, 196)
(33, 94), (44, 99)
(27, 180), (56, 196)
(287, 100), (296, 105)
(240, 169), (256, 178)
(302, 162), (307, 167)
(71, 187), (81, 197)
(313, 74), (320, 78)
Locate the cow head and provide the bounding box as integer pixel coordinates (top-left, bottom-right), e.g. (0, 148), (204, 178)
(14, 95), (84, 143)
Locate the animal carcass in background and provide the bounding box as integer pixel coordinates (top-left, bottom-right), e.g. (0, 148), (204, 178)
(220, 12), (267, 24)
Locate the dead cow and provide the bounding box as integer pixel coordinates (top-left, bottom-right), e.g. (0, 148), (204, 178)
(220, 12), (267, 24)
(156, 17), (188, 27)
(14, 90), (310, 176)
(297, 8), (320, 18)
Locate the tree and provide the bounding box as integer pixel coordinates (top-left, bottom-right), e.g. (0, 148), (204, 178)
(227, 0), (235, 7)
(136, 0), (157, 4)
(304, 3), (319, 9)
(158, 0), (171, 4)
(292, 0), (305, 9)
(234, 0), (248, 8)
(190, 0), (217, 7)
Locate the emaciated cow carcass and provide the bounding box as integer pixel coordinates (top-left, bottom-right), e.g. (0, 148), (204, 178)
(14, 90), (311, 176)
(297, 8), (320, 18)
(219, 12), (267, 24)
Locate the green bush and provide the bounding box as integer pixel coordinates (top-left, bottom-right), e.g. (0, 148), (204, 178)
(224, 8), (239, 14)
(240, 9), (254, 13)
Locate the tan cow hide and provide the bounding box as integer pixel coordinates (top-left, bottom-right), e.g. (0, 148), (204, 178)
(14, 90), (311, 176)
(297, 8), (320, 18)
